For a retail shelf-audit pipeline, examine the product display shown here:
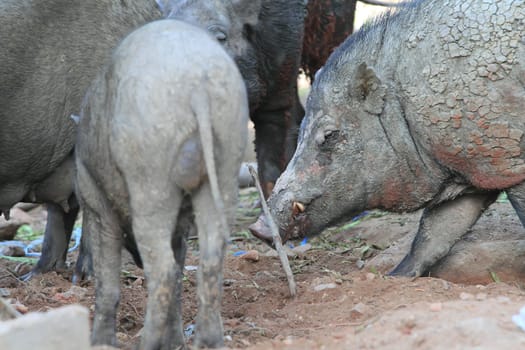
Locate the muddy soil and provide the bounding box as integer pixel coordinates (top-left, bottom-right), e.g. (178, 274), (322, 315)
(1, 188), (525, 349)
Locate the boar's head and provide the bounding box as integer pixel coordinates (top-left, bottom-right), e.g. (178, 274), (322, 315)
(158, 0), (263, 108)
(250, 61), (390, 245)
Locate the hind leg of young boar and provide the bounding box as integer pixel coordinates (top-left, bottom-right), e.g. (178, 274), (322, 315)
(76, 164), (123, 346)
(193, 182), (231, 348)
(85, 206), (123, 347)
(507, 183), (525, 230)
(130, 186), (183, 350)
(165, 200), (193, 349)
(390, 192), (499, 277)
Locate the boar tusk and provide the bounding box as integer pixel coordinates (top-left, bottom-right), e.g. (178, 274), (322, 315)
(292, 201), (305, 213)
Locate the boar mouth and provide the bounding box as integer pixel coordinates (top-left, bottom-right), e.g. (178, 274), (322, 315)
(249, 199), (315, 247)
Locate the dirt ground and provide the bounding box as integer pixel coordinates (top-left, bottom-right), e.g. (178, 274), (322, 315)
(2, 188), (525, 349)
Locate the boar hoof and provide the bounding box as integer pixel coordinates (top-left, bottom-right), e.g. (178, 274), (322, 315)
(388, 255), (422, 277)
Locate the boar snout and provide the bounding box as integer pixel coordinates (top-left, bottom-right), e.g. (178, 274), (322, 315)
(249, 214), (274, 246)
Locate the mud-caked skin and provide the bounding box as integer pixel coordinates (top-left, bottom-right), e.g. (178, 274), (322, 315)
(0, 0), (161, 277)
(158, 0), (306, 197)
(76, 20), (248, 349)
(250, 0), (525, 277)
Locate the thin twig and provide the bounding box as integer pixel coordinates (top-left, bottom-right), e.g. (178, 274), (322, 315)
(248, 165), (296, 298)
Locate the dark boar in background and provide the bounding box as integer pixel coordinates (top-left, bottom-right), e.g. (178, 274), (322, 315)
(0, 0), (161, 277)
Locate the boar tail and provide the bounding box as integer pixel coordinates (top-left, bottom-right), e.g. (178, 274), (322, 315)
(190, 90), (229, 235)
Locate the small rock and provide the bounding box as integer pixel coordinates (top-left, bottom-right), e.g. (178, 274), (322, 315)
(365, 272), (376, 281)
(224, 335), (233, 342)
(53, 286), (88, 303)
(264, 246), (296, 258)
(429, 302), (442, 312)
(283, 337), (294, 345)
(0, 289), (10, 297)
(292, 243), (312, 255)
(13, 303), (29, 314)
(459, 292), (474, 300)
(350, 303), (369, 319)
(356, 260), (365, 269)
(240, 250), (259, 262)
(0, 305), (90, 350)
(313, 283), (337, 292)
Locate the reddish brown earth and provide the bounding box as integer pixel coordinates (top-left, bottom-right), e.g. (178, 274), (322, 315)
(2, 188), (525, 349)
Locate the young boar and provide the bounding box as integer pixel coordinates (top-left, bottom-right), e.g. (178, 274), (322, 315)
(75, 20), (248, 349)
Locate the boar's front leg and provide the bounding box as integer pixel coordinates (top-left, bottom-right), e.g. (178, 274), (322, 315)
(390, 192), (499, 277)
(253, 96), (303, 198)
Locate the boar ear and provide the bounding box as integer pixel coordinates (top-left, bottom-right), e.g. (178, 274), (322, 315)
(352, 62), (386, 115)
(156, 0), (178, 17)
(230, 0), (262, 26)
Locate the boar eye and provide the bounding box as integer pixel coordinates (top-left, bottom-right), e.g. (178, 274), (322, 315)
(214, 30), (227, 42)
(208, 26), (227, 42)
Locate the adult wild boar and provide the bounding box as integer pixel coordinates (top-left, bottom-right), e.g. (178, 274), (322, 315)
(159, 0), (306, 197)
(0, 0), (161, 277)
(76, 19), (248, 349)
(251, 0), (525, 277)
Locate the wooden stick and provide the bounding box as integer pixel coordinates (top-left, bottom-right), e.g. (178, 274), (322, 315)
(248, 165), (297, 298)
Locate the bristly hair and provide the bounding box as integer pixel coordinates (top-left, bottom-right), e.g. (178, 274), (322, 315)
(167, 0), (198, 17)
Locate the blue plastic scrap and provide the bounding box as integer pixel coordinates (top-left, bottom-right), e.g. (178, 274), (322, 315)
(184, 324), (195, 337)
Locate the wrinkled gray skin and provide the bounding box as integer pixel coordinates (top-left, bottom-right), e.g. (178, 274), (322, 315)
(251, 0), (525, 277)
(0, 0), (161, 277)
(76, 20), (248, 349)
